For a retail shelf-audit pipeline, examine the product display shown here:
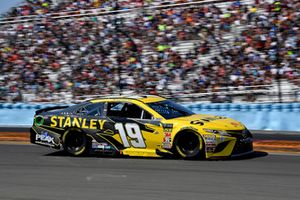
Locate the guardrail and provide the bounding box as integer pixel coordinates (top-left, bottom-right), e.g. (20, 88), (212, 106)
(0, 102), (299, 131)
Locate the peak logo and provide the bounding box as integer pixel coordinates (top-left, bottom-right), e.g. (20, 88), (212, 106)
(35, 132), (55, 144)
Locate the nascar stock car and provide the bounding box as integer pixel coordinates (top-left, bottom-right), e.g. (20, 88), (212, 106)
(30, 95), (253, 159)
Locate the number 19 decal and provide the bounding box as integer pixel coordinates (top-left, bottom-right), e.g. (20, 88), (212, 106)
(115, 123), (146, 148)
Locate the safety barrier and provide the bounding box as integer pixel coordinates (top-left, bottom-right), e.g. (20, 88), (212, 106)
(0, 103), (69, 127)
(185, 103), (300, 131)
(0, 103), (299, 131)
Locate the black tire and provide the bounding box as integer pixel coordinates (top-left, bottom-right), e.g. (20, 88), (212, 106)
(173, 131), (204, 159)
(62, 129), (89, 156)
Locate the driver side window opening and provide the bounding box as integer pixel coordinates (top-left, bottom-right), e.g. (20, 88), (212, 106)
(106, 102), (153, 119)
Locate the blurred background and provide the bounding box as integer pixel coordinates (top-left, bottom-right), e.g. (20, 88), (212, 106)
(0, 0), (299, 104)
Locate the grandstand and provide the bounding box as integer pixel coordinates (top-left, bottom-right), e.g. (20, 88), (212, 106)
(0, 0), (299, 103)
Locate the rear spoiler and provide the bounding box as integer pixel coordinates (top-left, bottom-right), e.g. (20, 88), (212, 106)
(35, 106), (69, 115)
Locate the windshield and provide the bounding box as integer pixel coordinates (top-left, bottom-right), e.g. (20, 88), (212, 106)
(147, 100), (194, 119)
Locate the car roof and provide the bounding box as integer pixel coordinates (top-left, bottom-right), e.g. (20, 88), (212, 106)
(89, 95), (166, 104)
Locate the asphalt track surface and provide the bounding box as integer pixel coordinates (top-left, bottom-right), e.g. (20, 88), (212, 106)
(0, 144), (300, 200)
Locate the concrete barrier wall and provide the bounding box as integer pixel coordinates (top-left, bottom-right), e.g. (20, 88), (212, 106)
(185, 103), (300, 131)
(0, 103), (66, 127)
(0, 103), (299, 131)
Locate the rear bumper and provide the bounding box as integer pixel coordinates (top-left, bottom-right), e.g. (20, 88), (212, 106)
(30, 127), (36, 144)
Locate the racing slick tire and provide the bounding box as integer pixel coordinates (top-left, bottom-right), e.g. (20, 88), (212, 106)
(62, 129), (90, 156)
(173, 131), (205, 159)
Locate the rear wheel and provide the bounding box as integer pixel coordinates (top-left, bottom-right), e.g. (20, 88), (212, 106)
(62, 129), (89, 156)
(173, 132), (204, 159)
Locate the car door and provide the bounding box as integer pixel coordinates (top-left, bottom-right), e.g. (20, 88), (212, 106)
(73, 102), (126, 153)
(105, 101), (164, 150)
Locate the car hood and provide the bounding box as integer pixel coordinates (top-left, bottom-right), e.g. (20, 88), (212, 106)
(168, 114), (245, 130)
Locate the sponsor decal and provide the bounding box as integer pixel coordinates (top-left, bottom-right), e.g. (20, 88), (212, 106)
(203, 134), (216, 142)
(162, 142), (172, 149)
(162, 132), (172, 149)
(35, 131), (55, 146)
(161, 124), (173, 149)
(203, 134), (217, 152)
(50, 116), (106, 130)
(162, 124), (173, 132)
(91, 140), (114, 153)
(92, 140), (109, 149)
(206, 147), (215, 153)
(163, 124), (173, 129)
(163, 128), (172, 133)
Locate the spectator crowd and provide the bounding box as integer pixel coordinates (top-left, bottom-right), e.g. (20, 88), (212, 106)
(0, 0), (299, 102)
(3, 0), (195, 17)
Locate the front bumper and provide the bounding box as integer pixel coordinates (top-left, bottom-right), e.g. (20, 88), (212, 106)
(231, 150), (254, 158)
(229, 129), (253, 156)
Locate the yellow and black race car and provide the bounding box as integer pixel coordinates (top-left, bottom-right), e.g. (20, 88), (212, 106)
(30, 95), (253, 159)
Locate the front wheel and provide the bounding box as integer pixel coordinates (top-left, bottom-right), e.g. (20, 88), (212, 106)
(173, 132), (204, 159)
(62, 129), (89, 156)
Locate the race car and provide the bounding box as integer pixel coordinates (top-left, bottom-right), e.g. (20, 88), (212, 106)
(30, 95), (253, 159)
